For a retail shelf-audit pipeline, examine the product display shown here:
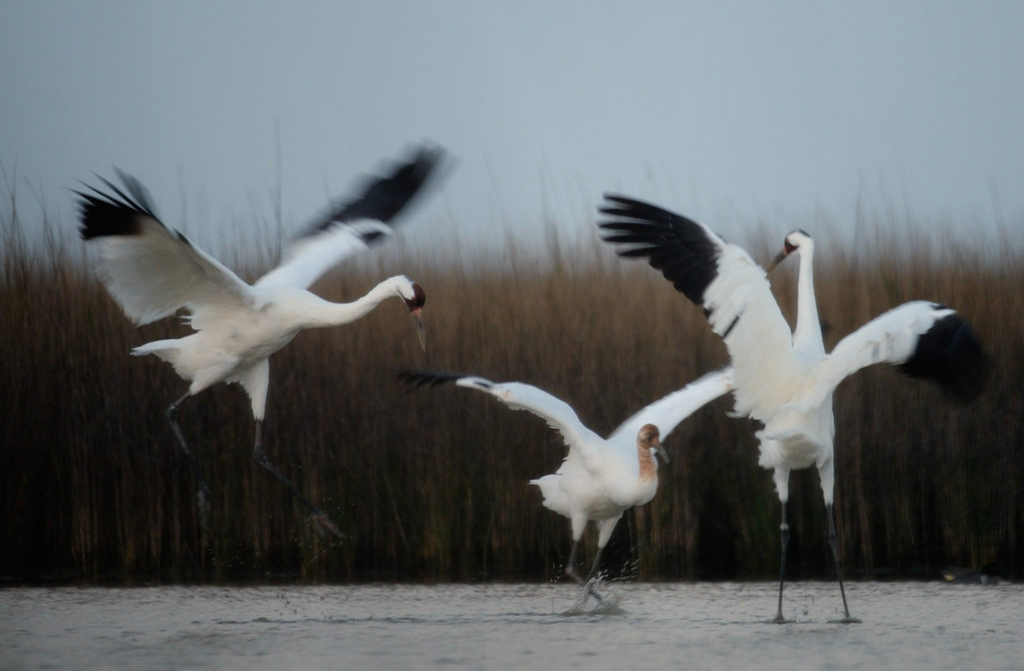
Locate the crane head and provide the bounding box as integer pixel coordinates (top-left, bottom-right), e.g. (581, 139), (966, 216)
(638, 424), (669, 464)
(403, 282), (427, 351)
(396, 279), (427, 350)
(767, 229), (812, 273)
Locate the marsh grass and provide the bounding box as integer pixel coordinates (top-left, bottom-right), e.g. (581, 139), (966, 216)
(1, 186), (1020, 584)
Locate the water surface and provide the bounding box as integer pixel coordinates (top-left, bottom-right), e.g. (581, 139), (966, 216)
(1, 582), (1020, 670)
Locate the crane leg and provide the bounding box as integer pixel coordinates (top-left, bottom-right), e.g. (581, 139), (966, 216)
(251, 420), (344, 540)
(564, 541), (585, 586)
(564, 540), (608, 606)
(774, 502), (789, 624)
(166, 394), (212, 532)
(584, 545), (609, 605)
(826, 503), (860, 623)
(586, 545), (604, 583)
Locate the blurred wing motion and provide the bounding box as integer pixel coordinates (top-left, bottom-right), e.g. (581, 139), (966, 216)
(609, 368), (733, 443)
(256, 145), (444, 289)
(75, 170), (257, 327)
(399, 371), (609, 470)
(801, 302), (990, 409)
(598, 195), (795, 416)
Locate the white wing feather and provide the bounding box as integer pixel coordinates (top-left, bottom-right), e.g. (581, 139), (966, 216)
(609, 368), (733, 443)
(254, 221), (391, 289)
(799, 301), (955, 410)
(598, 197), (795, 421)
(453, 377), (611, 474)
(703, 246), (798, 420)
(255, 145), (443, 290)
(88, 215), (257, 327)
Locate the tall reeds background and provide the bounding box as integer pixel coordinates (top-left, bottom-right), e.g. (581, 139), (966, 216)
(1, 182), (1021, 584)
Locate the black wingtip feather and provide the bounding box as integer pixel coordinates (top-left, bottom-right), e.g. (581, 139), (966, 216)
(112, 168), (158, 215)
(75, 171), (161, 240)
(398, 370), (473, 389)
(597, 194), (721, 307)
(900, 314), (992, 403)
(316, 144), (447, 240)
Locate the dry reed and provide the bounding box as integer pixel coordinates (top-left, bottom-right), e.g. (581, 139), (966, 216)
(1, 188), (1020, 584)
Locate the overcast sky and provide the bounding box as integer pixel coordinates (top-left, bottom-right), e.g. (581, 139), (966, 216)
(2, 1), (1023, 255)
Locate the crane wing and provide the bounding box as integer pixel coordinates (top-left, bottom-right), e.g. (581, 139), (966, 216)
(608, 368), (733, 443)
(801, 301), (990, 409)
(255, 145), (444, 289)
(399, 371), (611, 473)
(598, 195), (797, 418)
(76, 171), (258, 328)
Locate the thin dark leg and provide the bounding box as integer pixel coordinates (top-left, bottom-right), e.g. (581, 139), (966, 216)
(584, 545), (609, 605)
(565, 541), (585, 585)
(826, 503), (860, 623)
(774, 501), (789, 624)
(564, 540), (607, 605)
(586, 546), (604, 583)
(166, 394), (212, 532)
(251, 420), (344, 540)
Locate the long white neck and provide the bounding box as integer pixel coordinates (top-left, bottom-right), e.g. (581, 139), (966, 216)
(792, 244), (824, 356)
(637, 441), (658, 482)
(301, 276), (406, 329)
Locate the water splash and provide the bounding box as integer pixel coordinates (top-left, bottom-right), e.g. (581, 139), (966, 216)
(560, 582), (627, 616)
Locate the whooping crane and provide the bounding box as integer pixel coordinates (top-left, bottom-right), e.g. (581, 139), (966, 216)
(76, 146), (445, 538)
(399, 368), (732, 601)
(598, 195), (990, 623)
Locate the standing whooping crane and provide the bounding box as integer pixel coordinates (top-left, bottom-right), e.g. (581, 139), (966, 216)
(76, 145), (445, 538)
(598, 196), (990, 623)
(399, 368), (732, 602)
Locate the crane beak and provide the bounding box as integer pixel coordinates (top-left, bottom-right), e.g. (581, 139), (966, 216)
(653, 438), (669, 464)
(766, 250), (788, 273)
(410, 307), (426, 351)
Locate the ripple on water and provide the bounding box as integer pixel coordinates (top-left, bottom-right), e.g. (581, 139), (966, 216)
(0, 582), (1021, 670)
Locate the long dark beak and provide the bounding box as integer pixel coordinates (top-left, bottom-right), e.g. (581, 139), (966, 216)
(411, 307), (426, 351)
(653, 438), (669, 464)
(766, 249), (788, 273)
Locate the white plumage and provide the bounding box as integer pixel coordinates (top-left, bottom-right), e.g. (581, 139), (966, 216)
(401, 368), (732, 599)
(599, 196), (989, 622)
(254, 220), (392, 290)
(78, 146), (444, 537)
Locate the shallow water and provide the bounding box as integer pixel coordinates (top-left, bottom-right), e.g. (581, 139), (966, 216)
(1, 582), (1021, 670)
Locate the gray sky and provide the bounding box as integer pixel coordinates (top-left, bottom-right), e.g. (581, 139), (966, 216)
(2, 1), (1023, 256)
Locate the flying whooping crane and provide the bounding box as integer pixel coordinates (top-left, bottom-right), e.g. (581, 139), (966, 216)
(598, 196), (989, 623)
(400, 368), (732, 601)
(76, 145), (445, 538)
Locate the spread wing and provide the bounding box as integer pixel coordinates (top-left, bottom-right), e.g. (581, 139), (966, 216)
(598, 195), (797, 418)
(76, 171), (257, 328)
(399, 371), (613, 474)
(255, 145), (444, 289)
(800, 301), (990, 409)
(609, 368), (733, 443)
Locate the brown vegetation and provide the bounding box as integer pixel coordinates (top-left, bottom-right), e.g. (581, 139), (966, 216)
(1, 192), (1021, 584)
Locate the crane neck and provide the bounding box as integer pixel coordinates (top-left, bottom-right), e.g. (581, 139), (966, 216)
(303, 276), (404, 328)
(637, 442), (658, 482)
(792, 245), (824, 355)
